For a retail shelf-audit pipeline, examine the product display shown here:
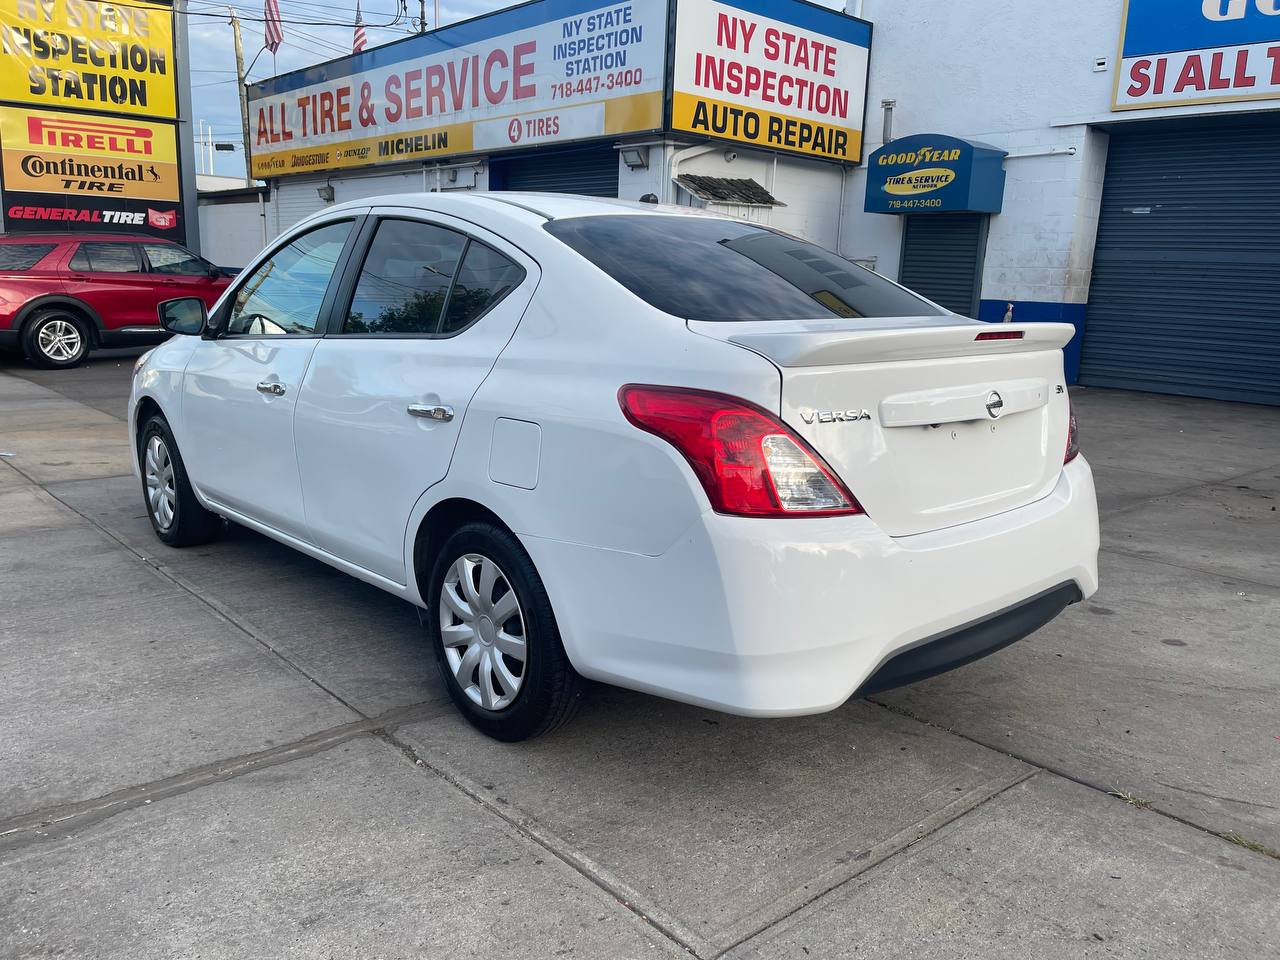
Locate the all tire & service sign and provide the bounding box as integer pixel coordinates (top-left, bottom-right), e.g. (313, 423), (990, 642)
(670, 0), (870, 162)
(248, 0), (668, 177)
(0, 0), (185, 241)
(1116, 0), (1280, 109)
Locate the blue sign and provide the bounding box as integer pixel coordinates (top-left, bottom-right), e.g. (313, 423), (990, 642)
(1116, 1), (1280, 110)
(864, 134), (1006, 215)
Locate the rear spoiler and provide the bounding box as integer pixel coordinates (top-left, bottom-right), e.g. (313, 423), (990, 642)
(690, 320), (1076, 368)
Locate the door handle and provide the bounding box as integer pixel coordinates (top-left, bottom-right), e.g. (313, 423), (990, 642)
(256, 381), (286, 396)
(407, 403), (454, 422)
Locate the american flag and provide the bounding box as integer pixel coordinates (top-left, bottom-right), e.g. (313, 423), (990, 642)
(264, 0), (284, 52)
(352, 0), (367, 52)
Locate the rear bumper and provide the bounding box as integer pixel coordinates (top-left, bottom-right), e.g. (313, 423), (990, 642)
(522, 457), (1100, 717)
(0, 329), (18, 350)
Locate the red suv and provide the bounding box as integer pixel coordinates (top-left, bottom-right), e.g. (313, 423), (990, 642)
(0, 234), (233, 368)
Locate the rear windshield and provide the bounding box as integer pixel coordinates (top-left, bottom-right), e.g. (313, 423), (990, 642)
(544, 215), (944, 321)
(0, 243), (56, 271)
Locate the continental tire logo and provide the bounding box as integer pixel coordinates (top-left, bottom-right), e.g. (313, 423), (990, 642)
(27, 115), (154, 156)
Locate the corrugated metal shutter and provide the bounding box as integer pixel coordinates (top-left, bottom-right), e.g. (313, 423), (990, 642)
(334, 170), (421, 203)
(1081, 116), (1280, 406)
(897, 214), (985, 317)
(273, 179), (329, 234)
(494, 145), (619, 197)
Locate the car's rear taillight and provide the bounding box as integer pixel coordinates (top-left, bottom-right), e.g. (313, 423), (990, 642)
(618, 385), (862, 518)
(1065, 398), (1080, 464)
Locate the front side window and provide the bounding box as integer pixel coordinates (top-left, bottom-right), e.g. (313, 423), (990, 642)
(544, 215), (944, 321)
(441, 241), (526, 333)
(0, 243), (56, 271)
(344, 220), (466, 335)
(70, 242), (142, 274)
(226, 220), (352, 336)
(144, 243), (211, 276)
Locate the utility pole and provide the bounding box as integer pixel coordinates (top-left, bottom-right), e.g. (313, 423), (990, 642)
(418, 0), (424, 32)
(229, 8), (254, 185)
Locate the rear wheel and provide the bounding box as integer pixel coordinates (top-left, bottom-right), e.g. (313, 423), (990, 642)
(23, 309), (90, 369)
(427, 522), (584, 741)
(139, 414), (222, 547)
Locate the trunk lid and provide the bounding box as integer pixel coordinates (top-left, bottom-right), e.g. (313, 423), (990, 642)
(690, 317), (1076, 537)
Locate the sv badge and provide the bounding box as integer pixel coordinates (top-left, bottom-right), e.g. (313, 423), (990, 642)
(801, 409), (872, 425)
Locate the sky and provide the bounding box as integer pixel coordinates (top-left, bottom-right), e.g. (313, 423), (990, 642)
(188, 0), (844, 179)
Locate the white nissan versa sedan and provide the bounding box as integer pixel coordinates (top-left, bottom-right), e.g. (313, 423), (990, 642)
(130, 192), (1099, 740)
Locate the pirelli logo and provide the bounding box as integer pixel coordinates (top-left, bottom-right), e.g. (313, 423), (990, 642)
(26, 114), (154, 155)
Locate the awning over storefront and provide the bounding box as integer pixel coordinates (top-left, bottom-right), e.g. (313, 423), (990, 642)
(865, 134), (1006, 215)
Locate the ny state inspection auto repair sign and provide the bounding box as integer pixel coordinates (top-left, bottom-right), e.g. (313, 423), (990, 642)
(248, 0), (667, 177)
(670, 0), (869, 162)
(1116, 0), (1280, 109)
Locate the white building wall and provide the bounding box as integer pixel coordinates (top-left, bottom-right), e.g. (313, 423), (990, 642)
(841, 0), (1280, 376)
(197, 194), (270, 268)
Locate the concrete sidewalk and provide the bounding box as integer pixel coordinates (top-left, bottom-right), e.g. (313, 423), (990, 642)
(1, 354), (1277, 959)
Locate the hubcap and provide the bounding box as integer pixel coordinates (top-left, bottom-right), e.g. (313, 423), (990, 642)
(144, 435), (177, 530)
(439, 553), (527, 711)
(37, 318), (82, 362)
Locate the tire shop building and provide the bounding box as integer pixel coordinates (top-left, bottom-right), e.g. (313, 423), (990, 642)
(247, 0), (1277, 407)
(246, 0), (872, 259)
(845, 0), (1279, 405)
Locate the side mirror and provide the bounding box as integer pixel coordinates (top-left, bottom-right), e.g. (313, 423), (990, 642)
(158, 297), (207, 336)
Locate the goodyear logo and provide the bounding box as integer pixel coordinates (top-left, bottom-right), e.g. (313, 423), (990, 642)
(883, 167), (956, 196)
(877, 147), (962, 166)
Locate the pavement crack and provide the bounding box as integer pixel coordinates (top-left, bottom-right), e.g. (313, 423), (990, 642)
(374, 729), (702, 958)
(0, 701), (445, 855)
(870, 697), (1280, 863)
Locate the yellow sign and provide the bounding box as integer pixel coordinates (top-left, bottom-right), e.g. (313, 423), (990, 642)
(0, 0), (176, 119)
(0, 104), (179, 200)
(670, 0), (870, 163)
(883, 168), (957, 196)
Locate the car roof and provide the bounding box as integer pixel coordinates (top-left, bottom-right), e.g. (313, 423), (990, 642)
(0, 232), (175, 243)
(327, 191), (733, 223)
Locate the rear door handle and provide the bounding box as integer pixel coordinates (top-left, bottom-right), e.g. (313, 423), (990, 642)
(256, 381), (286, 396)
(407, 403), (454, 422)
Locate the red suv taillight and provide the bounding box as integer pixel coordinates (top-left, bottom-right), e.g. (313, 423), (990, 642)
(1065, 398), (1080, 464)
(618, 385), (863, 518)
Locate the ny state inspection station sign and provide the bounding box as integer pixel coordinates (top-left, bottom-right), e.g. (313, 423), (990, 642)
(1116, 0), (1280, 109)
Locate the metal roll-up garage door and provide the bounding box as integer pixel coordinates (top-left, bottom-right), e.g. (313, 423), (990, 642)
(897, 213), (987, 318)
(491, 145), (619, 197)
(1081, 115), (1280, 406)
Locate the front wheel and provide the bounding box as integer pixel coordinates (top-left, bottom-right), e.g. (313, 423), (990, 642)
(427, 522), (584, 741)
(139, 414), (222, 547)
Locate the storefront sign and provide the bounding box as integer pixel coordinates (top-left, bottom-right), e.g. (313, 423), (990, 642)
(247, 0), (666, 178)
(1116, 0), (1280, 110)
(670, 0), (870, 163)
(0, 105), (182, 239)
(0, 0), (176, 118)
(865, 134), (1006, 214)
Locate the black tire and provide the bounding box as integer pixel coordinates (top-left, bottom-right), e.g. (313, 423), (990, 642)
(427, 521), (584, 741)
(22, 308), (91, 369)
(139, 414), (222, 547)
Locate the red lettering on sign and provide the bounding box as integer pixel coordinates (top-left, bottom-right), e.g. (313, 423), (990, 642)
(513, 40), (536, 99)
(484, 48), (509, 104)
(1173, 54), (1207, 93)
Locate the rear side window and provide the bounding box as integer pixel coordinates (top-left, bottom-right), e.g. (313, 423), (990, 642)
(441, 241), (525, 334)
(70, 242), (142, 273)
(544, 215), (944, 321)
(344, 220), (466, 334)
(0, 243), (56, 270)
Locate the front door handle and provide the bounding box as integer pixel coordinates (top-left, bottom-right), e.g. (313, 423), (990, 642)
(256, 381), (286, 397)
(407, 403), (454, 422)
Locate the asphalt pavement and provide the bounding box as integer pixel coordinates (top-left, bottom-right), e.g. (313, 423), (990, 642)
(2, 348), (1277, 959)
